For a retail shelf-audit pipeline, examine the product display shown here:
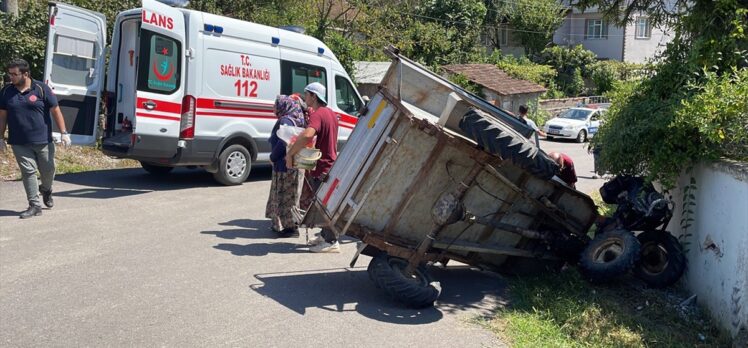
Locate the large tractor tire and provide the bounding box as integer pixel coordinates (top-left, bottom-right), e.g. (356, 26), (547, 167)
(459, 109), (559, 180)
(634, 231), (687, 288)
(367, 254), (441, 308)
(140, 161), (174, 176)
(579, 229), (640, 283)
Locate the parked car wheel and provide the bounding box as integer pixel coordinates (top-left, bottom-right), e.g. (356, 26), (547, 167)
(213, 144), (251, 185)
(576, 129), (587, 143)
(579, 229), (640, 283)
(459, 109), (559, 180)
(634, 231), (686, 288)
(140, 161), (174, 175)
(368, 253), (441, 308)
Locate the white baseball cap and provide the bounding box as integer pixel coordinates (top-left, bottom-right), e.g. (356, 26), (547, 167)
(304, 82), (327, 105)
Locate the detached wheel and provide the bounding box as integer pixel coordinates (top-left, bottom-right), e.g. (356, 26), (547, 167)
(140, 161), (173, 175)
(368, 254), (441, 308)
(576, 129), (587, 143)
(634, 231), (686, 288)
(579, 229), (640, 283)
(213, 144), (251, 185)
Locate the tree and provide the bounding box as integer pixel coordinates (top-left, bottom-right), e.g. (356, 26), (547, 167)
(588, 0), (748, 187)
(488, 0), (566, 56)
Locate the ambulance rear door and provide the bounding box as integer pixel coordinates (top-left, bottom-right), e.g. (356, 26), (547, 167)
(44, 2), (106, 146)
(133, 0), (186, 158)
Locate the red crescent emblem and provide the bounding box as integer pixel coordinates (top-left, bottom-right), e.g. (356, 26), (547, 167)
(29, 95), (38, 102)
(152, 61), (175, 81)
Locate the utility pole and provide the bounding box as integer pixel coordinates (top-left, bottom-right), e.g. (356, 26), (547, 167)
(1, 0), (19, 17)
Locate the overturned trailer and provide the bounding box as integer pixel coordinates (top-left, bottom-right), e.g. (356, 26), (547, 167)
(302, 48), (637, 307)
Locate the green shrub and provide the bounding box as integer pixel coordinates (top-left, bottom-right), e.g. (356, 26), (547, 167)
(527, 99), (551, 129)
(538, 45), (597, 96)
(593, 1), (748, 188)
(674, 68), (748, 162)
(590, 61), (617, 95)
(447, 72), (484, 98)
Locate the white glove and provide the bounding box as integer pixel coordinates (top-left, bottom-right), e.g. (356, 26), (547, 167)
(0, 139), (6, 153)
(61, 133), (72, 147)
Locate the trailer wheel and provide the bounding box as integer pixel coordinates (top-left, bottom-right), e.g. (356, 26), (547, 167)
(634, 231), (686, 288)
(368, 254), (441, 308)
(459, 109), (559, 180)
(213, 144), (251, 185)
(579, 229), (640, 283)
(140, 161), (174, 175)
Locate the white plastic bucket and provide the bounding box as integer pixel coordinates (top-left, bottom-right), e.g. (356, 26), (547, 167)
(294, 148), (322, 170)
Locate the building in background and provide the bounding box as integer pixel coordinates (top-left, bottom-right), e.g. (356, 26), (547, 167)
(481, 5), (673, 63)
(353, 61), (390, 99)
(553, 7), (672, 63)
(441, 64), (546, 115)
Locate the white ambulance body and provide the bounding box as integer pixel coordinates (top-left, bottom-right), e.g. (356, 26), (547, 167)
(44, 0), (364, 185)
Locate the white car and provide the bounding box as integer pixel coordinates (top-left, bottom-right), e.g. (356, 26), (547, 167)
(543, 107), (606, 143)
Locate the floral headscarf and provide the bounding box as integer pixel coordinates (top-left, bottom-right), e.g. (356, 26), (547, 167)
(274, 94), (306, 127)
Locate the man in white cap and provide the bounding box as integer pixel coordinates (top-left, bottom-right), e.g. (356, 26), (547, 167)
(286, 82), (341, 253)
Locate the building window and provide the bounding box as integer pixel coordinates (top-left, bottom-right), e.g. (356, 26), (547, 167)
(585, 19), (608, 39)
(497, 25), (508, 47)
(635, 17), (651, 39)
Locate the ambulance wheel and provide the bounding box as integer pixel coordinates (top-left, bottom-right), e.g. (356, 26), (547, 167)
(140, 161), (174, 176)
(213, 144), (251, 185)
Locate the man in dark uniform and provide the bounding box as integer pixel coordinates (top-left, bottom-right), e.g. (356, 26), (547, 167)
(0, 59), (71, 219)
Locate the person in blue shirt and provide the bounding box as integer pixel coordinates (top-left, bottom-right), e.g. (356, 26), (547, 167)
(0, 59), (71, 219)
(265, 94), (307, 236)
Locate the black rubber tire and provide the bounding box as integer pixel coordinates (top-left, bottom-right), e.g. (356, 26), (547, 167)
(634, 231), (687, 288)
(212, 144), (251, 186)
(576, 129), (587, 143)
(368, 254), (441, 308)
(140, 161), (174, 175)
(459, 109), (559, 180)
(579, 229), (640, 283)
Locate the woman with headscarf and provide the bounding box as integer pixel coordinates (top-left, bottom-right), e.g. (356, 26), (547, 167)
(265, 95), (307, 236)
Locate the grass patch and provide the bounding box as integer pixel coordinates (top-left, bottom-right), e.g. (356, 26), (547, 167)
(1, 145), (138, 181)
(481, 270), (732, 347)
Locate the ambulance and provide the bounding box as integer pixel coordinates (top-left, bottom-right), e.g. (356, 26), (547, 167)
(44, 0), (364, 185)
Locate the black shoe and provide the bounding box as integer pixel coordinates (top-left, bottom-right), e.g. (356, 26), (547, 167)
(20, 206), (42, 219)
(278, 227), (300, 238)
(40, 187), (54, 208)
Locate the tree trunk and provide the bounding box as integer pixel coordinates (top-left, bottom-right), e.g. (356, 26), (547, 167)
(1, 0), (19, 17)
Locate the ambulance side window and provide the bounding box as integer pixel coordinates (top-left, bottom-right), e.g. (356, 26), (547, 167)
(334, 75), (361, 117)
(280, 61), (326, 97)
(137, 29), (181, 94)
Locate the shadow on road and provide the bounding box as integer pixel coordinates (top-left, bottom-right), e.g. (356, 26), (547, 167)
(202, 219), (276, 240)
(250, 266), (507, 325)
(52, 166), (272, 199)
(0, 209), (21, 217)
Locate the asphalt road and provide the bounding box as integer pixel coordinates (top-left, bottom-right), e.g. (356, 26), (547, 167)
(0, 138), (602, 347)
